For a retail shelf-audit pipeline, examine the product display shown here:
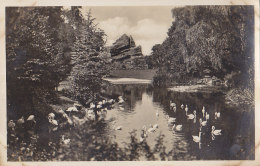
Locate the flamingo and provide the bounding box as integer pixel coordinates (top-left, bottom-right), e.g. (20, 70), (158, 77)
(166, 115), (176, 123)
(172, 124), (182, 131)
(199, 118), (207, 127)
(192, 131), (202, 143)
(187, 110), (196, 119)
(211, 126), (221, 135)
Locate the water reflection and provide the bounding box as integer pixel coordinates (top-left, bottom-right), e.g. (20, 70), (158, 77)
(102, 83), (254, 160)
(8, 83), (254, 160)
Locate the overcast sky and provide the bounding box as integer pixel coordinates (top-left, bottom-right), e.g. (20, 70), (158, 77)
(82, 6), (175, 55)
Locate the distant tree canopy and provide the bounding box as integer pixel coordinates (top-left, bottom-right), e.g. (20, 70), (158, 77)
(150, 6), (254, 88)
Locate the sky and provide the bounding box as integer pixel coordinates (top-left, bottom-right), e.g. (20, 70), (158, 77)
(82, 6), (175, 55)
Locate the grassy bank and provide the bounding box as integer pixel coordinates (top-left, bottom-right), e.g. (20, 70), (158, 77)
(108, 69), (157, 80)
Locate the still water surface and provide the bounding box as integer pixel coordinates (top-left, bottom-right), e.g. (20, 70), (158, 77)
(98, 83), (254, 160)
(9, 81), (254, 161)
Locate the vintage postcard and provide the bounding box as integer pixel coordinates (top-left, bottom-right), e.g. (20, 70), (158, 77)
(0, 0), (259, 166)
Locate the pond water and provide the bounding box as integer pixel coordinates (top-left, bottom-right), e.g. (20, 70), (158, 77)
(98, 82), (255, 160)
(8, 81), (255, 161)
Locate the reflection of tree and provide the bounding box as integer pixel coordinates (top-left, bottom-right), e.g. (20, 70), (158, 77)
(103, 84), (149, 111)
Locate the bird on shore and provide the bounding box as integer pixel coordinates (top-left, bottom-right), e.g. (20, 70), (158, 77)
(17, 116), (25, 126)
(147, 124), (156, 133)
(166, 115), (176, 123)
(187, 110), (196, 119)
(140, 127), (148, 142)
(170, 101), (176, 107)
(48, 113), (55, 120)
(8, 120), (16, 130)
(118, 96), (124, 104)
(25, 115), (36, 130)
(172, 124), (182, 131)
(48, 113), (58, 126)
(156, 110), (159, 117)
(61, 135), (70, 145)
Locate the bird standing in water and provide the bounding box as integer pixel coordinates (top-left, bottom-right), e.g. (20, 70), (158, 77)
(202, 106), (205, 118)
(181, 104), (184, 109)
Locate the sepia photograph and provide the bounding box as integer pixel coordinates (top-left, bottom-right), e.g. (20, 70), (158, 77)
(1, 0), (259, 165)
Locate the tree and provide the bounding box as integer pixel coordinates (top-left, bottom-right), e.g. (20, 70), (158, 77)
(6, 7), (71, 117)
(151, 6), (254, 87)
(67, 10), (109, 105)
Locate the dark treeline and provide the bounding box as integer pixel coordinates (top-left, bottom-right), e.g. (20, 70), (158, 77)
(6, 7), (110, 121)
(148, 6), (254, 91)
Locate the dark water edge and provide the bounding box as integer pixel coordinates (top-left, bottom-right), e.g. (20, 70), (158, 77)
(7, 82), (255, 161)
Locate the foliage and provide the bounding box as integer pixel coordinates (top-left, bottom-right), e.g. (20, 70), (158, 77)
(150, 6), (254, 88)
(6, 7), (72, 117)
(66, 10), (109, 105)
